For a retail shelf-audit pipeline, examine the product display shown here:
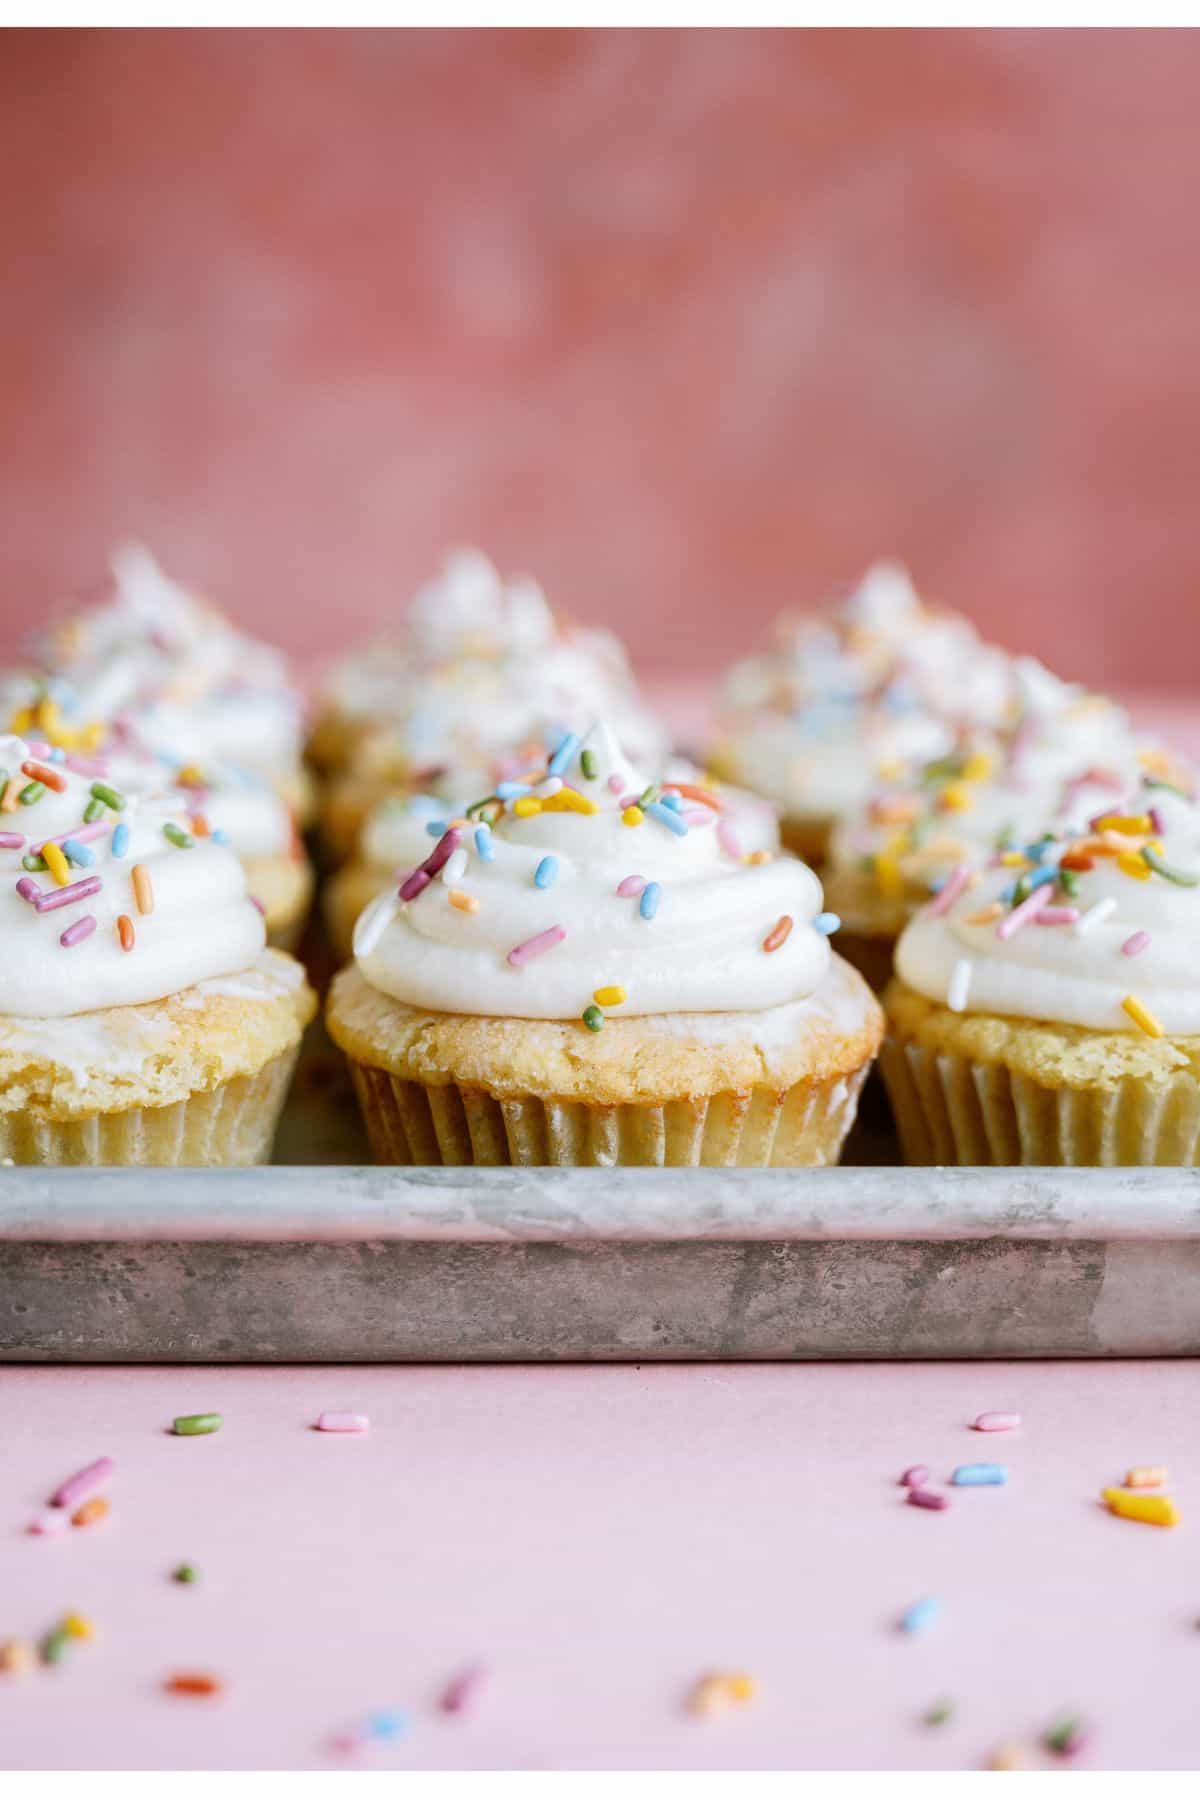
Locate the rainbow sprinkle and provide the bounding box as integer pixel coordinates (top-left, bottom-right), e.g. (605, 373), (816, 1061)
(639, 882), (661, 920)
(507, 925), (567, 968)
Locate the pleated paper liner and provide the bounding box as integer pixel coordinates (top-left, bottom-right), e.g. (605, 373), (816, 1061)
(0, 1046), (300, 1167)
(347, 1060), (872, 1167)
(879, 1034), (1200, 1166)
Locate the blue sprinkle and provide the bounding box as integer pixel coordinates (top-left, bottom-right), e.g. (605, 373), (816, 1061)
(660, 792), (684, 813)
(951, 1463), (1008, 1486)
(813, 911), (841, 935)
(48, 746), (67, 764)
(495, 781), (531, 801)
(425, 819), (448, 838)
(1024, 840), (1047, 864)
(474, 826), (494, 861)
(1027, 865), (1059, 892)
(366, 1709), (409, 1741)
(61, 838), (95, 867)
(644, 801), (688, 838)
(639, 881), (661, 920)
(899, 1597), (942, 1634)
(547, 733), (580, 778)
(534, 855), (558, 890)
(110, 821), (130, 858)
(211, 828), (229, 845)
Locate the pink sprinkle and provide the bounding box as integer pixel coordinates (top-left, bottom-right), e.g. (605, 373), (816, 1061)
(51, 1454), (115, 1508)
(60, 913), (97, 948)
(507, 924), (567, 968)
(0, 830), (25, 849)
(1122, 930), (1151, 957)
(1035, 906), (1080, 926)
(997, 882), (1054, 940)
(31, 820), (110, 854)
(928, 863), (971, 919)
(25, 739), (51, 759)
(683, 808), (713, 828)
(900, 1465), (930, 1488)
(973, 1412), (1021, 1432)
(63, 755), (109, 777)
(316, 1411), (369, 1433)
(907, 1488), (950, 1511)
(616, 875), (646, 898)
(716, 821), (744, 860)
(440, 1661), (488, 1716)
(606, 774), (624, 793)
(16, 876), (41, 904)
(29, 1509), (70, 1537)
(34, 875), (103, 914)
(400, 827), (463, 902)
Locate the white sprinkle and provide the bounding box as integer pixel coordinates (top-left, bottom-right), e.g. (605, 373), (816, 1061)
(1073, 896), (1117, 937)
(947, 958), (972, 1013)
(353, 890), (399, 959)
(535, 775), (564, 799)
(441, 848), (469, 885)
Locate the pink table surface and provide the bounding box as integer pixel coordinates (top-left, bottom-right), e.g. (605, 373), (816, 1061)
(3, 1360), (1199, 1772)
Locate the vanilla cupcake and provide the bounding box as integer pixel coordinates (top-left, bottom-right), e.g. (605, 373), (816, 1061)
(28, 543), (314, 824)
(881, 772), (1200, 1165)
(823, 664), (1147, 988)
(324, 750), (784, 964)
(326, 723), (881, 1167)
(309, 548), (667, 820)
(711, 562), (1011, 866)
(0, 734), (314, 1164)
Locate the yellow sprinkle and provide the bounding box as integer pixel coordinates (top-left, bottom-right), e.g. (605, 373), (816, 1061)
(511, 797), (543, 819)
(63, 1613), (94, 1640)
(622, 806), (644, 827)
(593, 985), (627, 1007)
(9, 705), (35, 735)
(1102, 1487), (1179, 1526)
(541, 789), (598, 815)
(1125, 1465), (1168, 1489)
(43, 841), (70, 887)
(448, 889), (479, 913)
(999, 851), (1029, 868)
(1122, 995), (1163, 1037)
(687, 1671), (758, 1716)
(80, 722), (105, 752)
(966, 902), (1004, 926)
(742, 849), (773, 865)
(35, 697), (61, 734)
(874, 852), (903, 900)
(961, 751), (993, 783)
(937, 782), (973, 813)
(176, 764), (205, 787)
(1117, 851), (1152, 881)
(1097, 813), (1152, 835)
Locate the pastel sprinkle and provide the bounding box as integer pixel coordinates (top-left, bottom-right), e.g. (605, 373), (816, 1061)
(495, 781), (530, 801)
(16, 876), (40, 905)
(645, 799), (688, 836)
(173, 1562), (200, 1583)
(474, 826), (494, 861)
(60, 914), (97, 948)
(42, 1624), (71, 1665)
(51, 1455), (114, 1509)
(424, 819), (448, 838)
(440, 1661), (488, 1716)
(606, 774), (624, 794)
(165, 1673), (224, 1697)
(762, 914), (793, 953)
(43, 841), (70, 886)
(951, 1463), (1007, 1486)
(616, 875), (646, 897)
(1122, 994), (1163, 1037)
(163, 822), (194, 849)
(1125, 1465), (1168, 1488)
(117, 914), (135, 951)
(29, 1509), (70, 1537)
(899, 1597), (942, 1633)
(660, 792), (683, 813)
(582, 1004), (604, 1032)
(639, 882), (661, 920)
(1121, 930), (1150, 957)
(448, 889), (479, 913)
(973, 1412), (1020, 1432)
(622, 806), (644, 827)
(900, 1465), (930, 1487)
(0, 1640), (33, 1674)
(507, 925), (567, 968)
(1103, 1487), (1178, 1526)
(812, 911), (841, 936)
(907, 1488), (949, 1512)
(1044, 1715), (1090, 1758)
(927, 862), (971, 918)
(1074, 896), (1116, 936)
(441, 848), (469, 885)
(688, 1672), (758, 1716)
(316, 1411), (369, 1433)
(717, 821), (743, 859)
(580, 749), (598, 780)
(18, 783), (46, 807)
(925, 1700), (956, 1728)
(173, 1413), (222, 1436)
(72, 1494), (109, 1527)
(63, 1613), (94, 1640)
(90, 781), (125, 811)
(61, 837), (95, 867)
(21, 758), (66, 793)
(1117, 850), (1151, 881)
(593, 985), (626, 1007)
(1035, 906), (1080, 925)
(83, 797), (106, 823)
(547, 733), (579, 778)
(1142, 845), (1200, 886)
(947, 959), (972, 1013)
(534, 855), (559, 889)
(132, 864), (154, 914)
(0, 830), (24, 849)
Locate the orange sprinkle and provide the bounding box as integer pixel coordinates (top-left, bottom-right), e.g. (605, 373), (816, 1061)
(1059, 850), (1095, 872)
(869, 795), (920, 827)
(165, 1673), (223, 1698)
(131, 864), (154, 915)
(966, 902), (1005, 926)
(116, 914), (135, 952)
(762, 915), (794, 954)
(190, 813), (210, 838)
(663, 782), (723, 811)
(21, 759), (67, 793)
(0, 778), (20, 814)
(743, 849), (773, 865)
(71, 1495), (109, 1528)
(448, 889), (479, 913)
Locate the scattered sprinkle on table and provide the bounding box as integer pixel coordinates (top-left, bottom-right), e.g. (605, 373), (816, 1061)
(687, 1671), (757, 1716)
(439, 1660), (488, 1716)
(951, 1463), (1007, 1486)
(316, 1411), (370, 1433)
(1125, 1465), (1168, 1488)
(973, 1412), (1020, 1432)
(51, 1454), (114, 1508)
(899, 1597), (942, 1634)
(0, 1640), (32, 1676)
(72, 1495), (109, 1527)
(1044, 1714), (1089, 1758)
(172, 1413), (222, 1436)
(924, 1699), (955, 1727)
(899, 1464), (930, 1487)
(1102, 1487), (1179, 1527)
(165, 1672), (224, 1697)
(907, 1488), (949, 1512)
(173, 1562), (199, 1584)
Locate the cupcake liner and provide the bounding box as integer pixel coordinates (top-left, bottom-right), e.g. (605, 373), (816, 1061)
(346, 1059), (871, 1168)
(0, 1046), (300, 1167)
(879, 1034), (1200, 1167)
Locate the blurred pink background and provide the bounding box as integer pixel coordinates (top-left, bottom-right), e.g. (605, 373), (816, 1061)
(2, 27), (1200, 688)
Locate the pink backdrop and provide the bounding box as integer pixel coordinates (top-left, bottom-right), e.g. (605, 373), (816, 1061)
(3, 28), (1200, 688)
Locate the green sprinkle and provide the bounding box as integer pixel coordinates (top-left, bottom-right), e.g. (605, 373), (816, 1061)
(163, 823), (194, 849)
(21, 852), (47, 872)
(582, 1004), (604, 1032)
(637, 784), (660, 808)
(1058, 867), (1080, 898)
(90, 782), (126, 812)
(1011, 876), (1031, 906)
(83, 796), (106, 824)
(580, 748), (598, 780)
(465, 794), (502, 822)
(924, 1699), (955, 1728)
(41, 1625), (71, 1667)
(172, 1412), (222, 1436)
(1044, 1715), (1085, 1756)
(1144, 778), (1190, 800)
(173, 1561), (199, 1584)
(18, 781), (45, 805)
(1142, 846), (1200, 886)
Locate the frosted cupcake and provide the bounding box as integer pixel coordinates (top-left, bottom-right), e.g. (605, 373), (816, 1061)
(881, 772), (1200, 1165)
(822, 664), (1147, 989)
(28, 543), (314, 823)
(711, 562), (1011, 866)
(0, 734), (314, 1164)
(326, 722), (882, 1167)
(323, 751), (784, 964)
(309, 548), (667, 812)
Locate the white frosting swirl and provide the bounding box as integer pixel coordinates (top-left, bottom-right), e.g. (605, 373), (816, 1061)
(0, 734), (266, 1017)
(896, 782), (1200, 1034)
(354, 723), (830, 1020)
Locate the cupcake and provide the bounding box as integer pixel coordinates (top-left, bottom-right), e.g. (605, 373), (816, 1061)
(25, 543), (314, 824)
(0, 733), (314, 1164)
(323, 749), (784, 964)
(326, 722), (882, 1167)
(309, 548), (667, 825)
(822, 663), (1147, 989)
(881, 769), (1200, 1165)
(710, 561), (1011, 867)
